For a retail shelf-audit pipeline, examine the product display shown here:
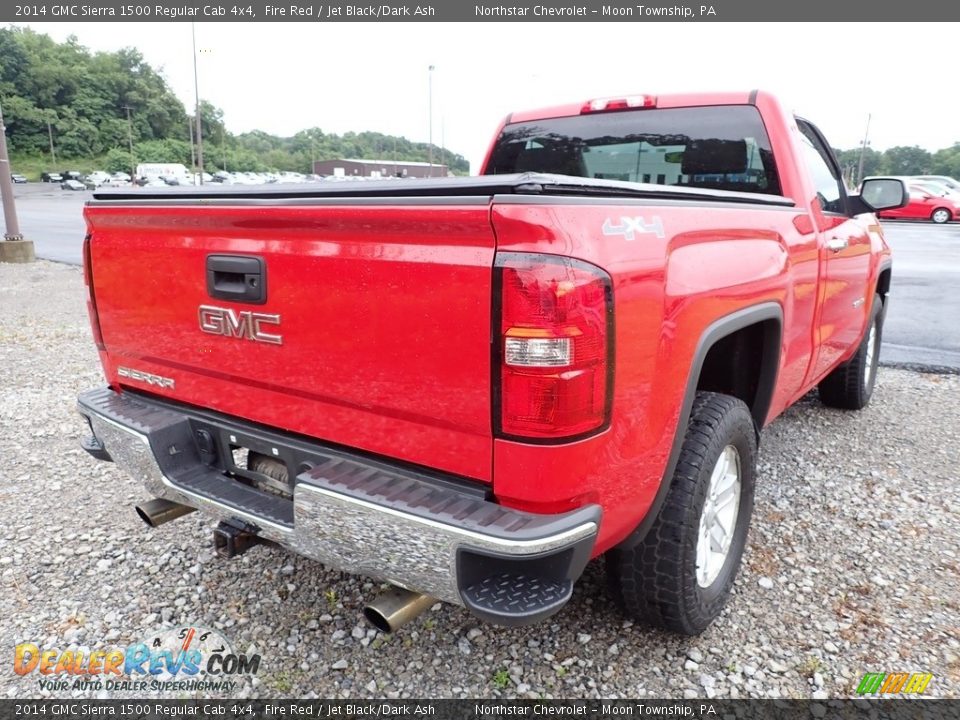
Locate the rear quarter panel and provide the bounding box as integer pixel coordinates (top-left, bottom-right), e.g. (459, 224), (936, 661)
(490, 198), (818, 553)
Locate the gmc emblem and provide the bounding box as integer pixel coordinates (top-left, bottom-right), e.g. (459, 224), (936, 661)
(198, 305), (283, 345)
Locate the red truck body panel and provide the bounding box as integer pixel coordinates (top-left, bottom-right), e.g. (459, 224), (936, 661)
(488, 199), (860, 550)
(85, 204), (498, 482)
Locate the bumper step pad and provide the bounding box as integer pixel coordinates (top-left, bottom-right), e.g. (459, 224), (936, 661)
(462, 573), (573, 624)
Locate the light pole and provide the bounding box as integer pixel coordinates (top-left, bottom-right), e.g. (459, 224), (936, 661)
(0, 101), (34, 263)
(427, 65), (434, 177)
(857, 113), (872, 186)
(191, 22), (204, 184)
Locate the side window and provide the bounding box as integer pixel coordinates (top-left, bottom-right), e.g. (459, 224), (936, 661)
(796, 120), (845, 214)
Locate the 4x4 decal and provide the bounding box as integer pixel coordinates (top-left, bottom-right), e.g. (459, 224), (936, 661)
(602, 215), (665, 241)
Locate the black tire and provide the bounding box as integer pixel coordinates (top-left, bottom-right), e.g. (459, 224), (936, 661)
(606, 392), (756, 635)
(818, 294), (883, 410)
(931, 208), (951, 224)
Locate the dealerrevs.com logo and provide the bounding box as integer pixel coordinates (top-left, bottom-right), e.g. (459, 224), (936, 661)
(14, 626), (261, 692)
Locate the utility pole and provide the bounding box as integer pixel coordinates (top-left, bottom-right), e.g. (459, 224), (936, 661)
(192, 22), (204, 184)
(188, 116), (196, 172)
(47, 118), (57, 167)
(0, 102), (35, 262)
(427, 65), (434, 177)
(123, 105), (135, 180)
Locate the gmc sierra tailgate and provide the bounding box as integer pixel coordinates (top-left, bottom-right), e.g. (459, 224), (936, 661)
(84, 184), (500, 482)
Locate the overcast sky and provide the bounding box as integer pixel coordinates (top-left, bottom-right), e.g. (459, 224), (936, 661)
(12, 22), (958, 171)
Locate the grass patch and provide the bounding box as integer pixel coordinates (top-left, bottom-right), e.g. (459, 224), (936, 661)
(492, 669), (511, 690)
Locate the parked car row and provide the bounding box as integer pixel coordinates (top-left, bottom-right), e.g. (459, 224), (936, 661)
(12, 168), (366, 189)
(14, 170), (134, 190)
(8, 170), (84, 185)
(863, 175), (960, 223)
(208, 170), (321, 185)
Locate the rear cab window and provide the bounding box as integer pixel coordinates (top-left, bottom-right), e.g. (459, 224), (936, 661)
(485, 105), (782, 196)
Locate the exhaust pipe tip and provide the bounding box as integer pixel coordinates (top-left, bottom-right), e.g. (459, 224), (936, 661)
(362, 605), (395, 634)
(135, 498), (196, 528)
(134, 504), (155, 527)
(363, 587), (436, 633)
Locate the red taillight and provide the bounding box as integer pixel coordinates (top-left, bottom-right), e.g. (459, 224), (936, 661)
(83, 234), (105, 351)
(495, 253), (613, 441)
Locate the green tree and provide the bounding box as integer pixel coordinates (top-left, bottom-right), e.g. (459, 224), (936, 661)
(835, 146), (883, 184)
(881, 145), (931, 175)
(134, 138), (192, 165)
(930, 143), (960, 177)
(0, 26), (187, 157)
(104, 147), (133, 174)
(0, 26), (470, 174)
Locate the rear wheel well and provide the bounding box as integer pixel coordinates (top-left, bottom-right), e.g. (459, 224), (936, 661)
(695, 320), (780, 431)
(877, 266), (891, 304)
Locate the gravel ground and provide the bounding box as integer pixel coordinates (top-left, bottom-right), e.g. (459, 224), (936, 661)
(1, 260), (958, 700)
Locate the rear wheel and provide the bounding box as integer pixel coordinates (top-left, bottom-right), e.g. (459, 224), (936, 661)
(818, 294), (883, 410)
(606, 392), (756, 635)
(931, 208), (951, 224)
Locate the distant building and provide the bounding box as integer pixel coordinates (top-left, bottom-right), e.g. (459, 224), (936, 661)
(313, 158), (450, 179)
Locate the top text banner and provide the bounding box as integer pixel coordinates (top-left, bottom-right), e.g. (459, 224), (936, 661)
(4, 0), (957, 21)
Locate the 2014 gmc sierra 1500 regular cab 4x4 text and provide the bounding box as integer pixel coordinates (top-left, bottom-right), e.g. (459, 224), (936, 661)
(77, 91), (906, 635)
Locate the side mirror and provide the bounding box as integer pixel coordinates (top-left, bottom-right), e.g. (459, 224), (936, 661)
(853, 178), (908, 214)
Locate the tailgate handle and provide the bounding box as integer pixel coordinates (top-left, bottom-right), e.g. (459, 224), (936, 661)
(206, 255), (267, 304)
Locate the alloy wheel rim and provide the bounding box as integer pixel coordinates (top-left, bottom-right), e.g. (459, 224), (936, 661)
(696, 445), (742, 588)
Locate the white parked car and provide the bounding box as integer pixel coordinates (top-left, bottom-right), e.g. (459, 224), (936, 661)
(85, 171), (112, 187)
(913, 175), (960, 193)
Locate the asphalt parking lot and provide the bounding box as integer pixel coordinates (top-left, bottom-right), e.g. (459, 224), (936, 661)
(881, 222), (960, 370)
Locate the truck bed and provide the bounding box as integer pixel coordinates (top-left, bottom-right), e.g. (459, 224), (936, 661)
(92, 173), (796, 205)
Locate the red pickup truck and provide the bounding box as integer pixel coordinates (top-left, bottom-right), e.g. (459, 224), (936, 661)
(77, 91), (905, 635)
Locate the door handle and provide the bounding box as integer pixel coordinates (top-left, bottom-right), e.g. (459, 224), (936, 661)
(826, 237), (848, 253)
(206, 255), (267, 304)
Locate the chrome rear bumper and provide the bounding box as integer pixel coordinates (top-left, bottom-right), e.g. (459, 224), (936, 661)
(78, 387), (599, 625)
